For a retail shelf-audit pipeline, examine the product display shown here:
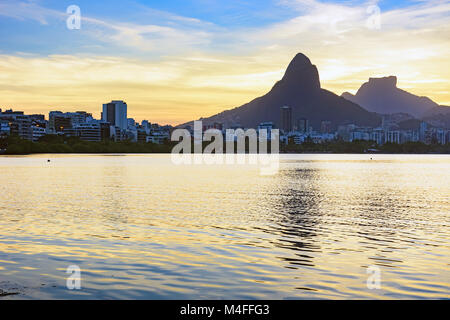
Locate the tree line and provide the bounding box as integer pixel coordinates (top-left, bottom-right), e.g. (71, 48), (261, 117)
(1, 135), (449, 154)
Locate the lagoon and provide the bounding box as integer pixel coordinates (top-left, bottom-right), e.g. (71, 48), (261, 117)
(0, 154), (449, 299)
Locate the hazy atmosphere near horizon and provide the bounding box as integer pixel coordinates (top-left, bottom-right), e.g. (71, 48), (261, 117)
(0, 0), (449, 304)
(0, 0), (449, 124)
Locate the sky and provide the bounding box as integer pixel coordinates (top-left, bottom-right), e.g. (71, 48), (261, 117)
(0, 0), (449, 125)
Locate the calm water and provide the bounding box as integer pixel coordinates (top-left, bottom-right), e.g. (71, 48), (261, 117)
(0, 154), (449, 299)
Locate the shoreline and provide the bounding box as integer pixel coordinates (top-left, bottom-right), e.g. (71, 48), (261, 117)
(1, 151), (450, 156)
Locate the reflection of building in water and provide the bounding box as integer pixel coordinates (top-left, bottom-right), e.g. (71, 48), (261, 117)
(271, 168), (323, 269)
(98, 163), (131, 227)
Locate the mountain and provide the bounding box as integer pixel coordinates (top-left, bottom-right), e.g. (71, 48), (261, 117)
(182, 53), (380, 130)
(422, 105), (450, 129)
(341, 76), (438, 118)
(423, 105), (450, 117)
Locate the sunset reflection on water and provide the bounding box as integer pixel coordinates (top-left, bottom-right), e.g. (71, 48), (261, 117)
(0, 154), (449, 299)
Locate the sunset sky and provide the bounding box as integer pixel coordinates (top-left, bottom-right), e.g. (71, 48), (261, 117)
(0, 0), (449, 125)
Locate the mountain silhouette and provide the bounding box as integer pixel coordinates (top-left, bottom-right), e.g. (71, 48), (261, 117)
(341, 76), (438, 118)
(185, 53), (380, 130)
(422, 104), (450, 128)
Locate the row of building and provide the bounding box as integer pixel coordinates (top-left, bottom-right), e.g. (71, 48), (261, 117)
(337, 122), (448, 145)
(2, 102), (449, 146)
(276, 106), (450, 145)
(0, 101), (172, 144)
(247, 106), (448, 145)
(180, 105), (449, 145)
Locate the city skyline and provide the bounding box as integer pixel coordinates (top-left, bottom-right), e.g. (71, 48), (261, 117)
(1, 51), (449, 147)
(0, 0), (449, 125)
(2, 101), (448, 147)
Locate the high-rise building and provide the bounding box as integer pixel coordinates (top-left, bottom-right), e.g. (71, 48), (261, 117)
(386, 130), (401, 144)
(434, 129), (446, 145)
(320, 120), (332, 133)
(49, 111), (91, 132)
(49, 112), (71, 132)
(77, 123), (101, 142)
(371, 128), (385, 145)
(419, 121), (427, 142)
(257, 122), (274, 140)
(127, 118), (136, 129)
(31, 125), (46, 142)
(280, 106), (292, 133)
(137, 128), (148, 143)
(0, 109), (32, 140)
(99, 123), (111, 141)
(0, 120), (11, 137)
(297, 118), (309, 133)
(29, 114), (45, 121)
(141, 120), (151, 134)
(102, 100), (127, 131)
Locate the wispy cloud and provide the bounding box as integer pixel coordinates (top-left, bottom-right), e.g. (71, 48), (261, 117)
(0, 0), (61, 24)
(0, 0), (218, 55)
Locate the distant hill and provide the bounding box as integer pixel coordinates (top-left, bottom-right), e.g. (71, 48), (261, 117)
(397, 119), (422, 130)
(422, 105), (450, 129)
(341, 76), (439, 118)
(423, 105), (450, 117)
(181, 53), (380, 130)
